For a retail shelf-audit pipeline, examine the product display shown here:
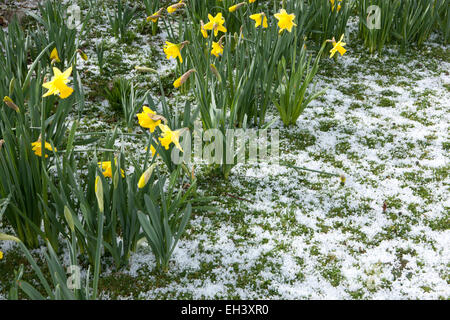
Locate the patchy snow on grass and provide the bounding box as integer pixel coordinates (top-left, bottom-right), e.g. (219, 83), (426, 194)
(1, 1), (448, 300)
(112, 39), (449, 299)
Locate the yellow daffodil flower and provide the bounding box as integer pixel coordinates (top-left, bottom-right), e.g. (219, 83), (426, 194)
(163, 41), (183, 63)
(211, 41), (224, 57)
(145, 144), (159, 157)
(249, 12), (268, 28)
(50, 48), (61, 64)
(203, 13), (227, 37)
(137, 106), (162, 132)
(329, 34), (347, 58)
(330, 0), (342, 12)
(0, 251), (3, 260)
(42, 67), (74, 99)
(274, 9), (296, 34)
(249, 0), (256, 3)
(31, 140), (56, 158)
(163, 41), (188, 64)
(158, 124), (184, 152)
(98, 160), (125, 178)
(200, 20), (208, 38)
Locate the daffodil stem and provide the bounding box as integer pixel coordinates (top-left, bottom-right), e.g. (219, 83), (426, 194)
(92, 212), (103, 300)
(143, 134), (153, 171)
(40, 97), (48, 206)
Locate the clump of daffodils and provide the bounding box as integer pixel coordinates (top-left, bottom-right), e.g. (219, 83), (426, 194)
(136, 106), (187, 157)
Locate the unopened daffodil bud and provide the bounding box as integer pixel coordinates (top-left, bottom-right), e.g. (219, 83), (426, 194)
(173, 69), (196, 88)
(210, 64), (221, 82)
(147, 8), (164, 23)
(77, 49), (88, 61)
(64, 206), (75, 233)
(9, 78), (15, 96)
(3, 96), (19, 112)
(229, 2), (246, 12)
(135, 66), (159, 74)
(50, 47), (61, 64)
(167, 0), (185, 14)
(95, 175), (104, 213)
(138, 163), (157, 189)
(0, 233), (21, 242)
(113, 169), (120, 189)
(340, 174), (346, 185)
